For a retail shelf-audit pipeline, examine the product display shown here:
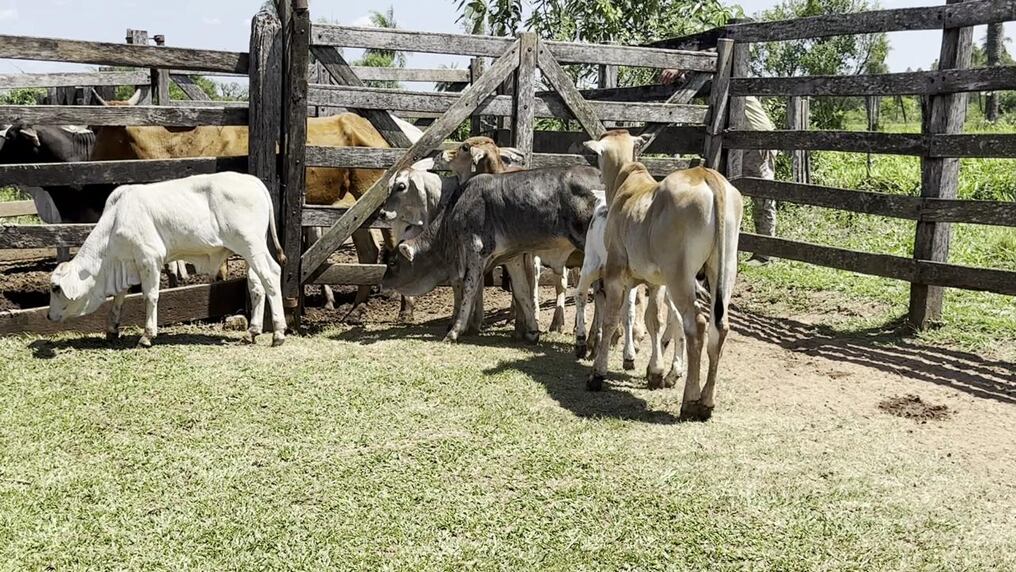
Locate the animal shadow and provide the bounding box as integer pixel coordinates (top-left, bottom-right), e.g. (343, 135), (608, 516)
(29, 332), (240, 359)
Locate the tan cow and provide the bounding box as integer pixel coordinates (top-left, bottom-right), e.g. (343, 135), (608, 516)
(91, 112), (402, 310)
(583, 130), (742, 421)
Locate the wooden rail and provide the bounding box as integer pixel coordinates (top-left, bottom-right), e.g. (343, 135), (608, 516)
(0, 34), (249, 74)
(0, 105), (249, 126)
(731, 66), (1016, 97)
(0, 200), (37, 218)
(0, 70), (150, 89)
(0, 157), (248, 187)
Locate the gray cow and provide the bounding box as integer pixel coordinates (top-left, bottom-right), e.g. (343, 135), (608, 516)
(382, 166), (601, 343)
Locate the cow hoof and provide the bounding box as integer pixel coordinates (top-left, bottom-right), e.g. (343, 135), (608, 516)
(664, 370), (682, 388)
(271, 335), (286, 347)
(524, 331), (541, 345)
(586, 373), (605, 391)
(549, 313), (565, 333)
(244, 330), (260, 345)
(575, 340), (588, 359)
(398, 310), (414, 323)
(647, 371), (664, 390)
(443, 331), (459, 343)
(680, 400), (713, 422)
(136, 336), (153, 349)
(105, 330), (120, 342)
(344, 304), (367, 325)
(623, 358), (636, 371)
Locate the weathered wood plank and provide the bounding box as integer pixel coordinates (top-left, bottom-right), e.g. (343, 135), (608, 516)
(929, 133), (1016, 157)
(512, 33), (538, 166)
(311, 263), (386, 286)
(165, 100), (248, 108)
(300, 40), (522, 283)
(307, 84), (708, 123)
(0, 279), (247, 336)
(640, 73), (710, 151)
(350, 66), (470, 82)
(910, 0), (975, 329)
(0, 201), (37, 218)
(310, 46), (414, 149)
(731, 66), (1016, 97)
(724, 129), (926, 155)
(279, 0), (312, 320)
(0, 71), (149, 89)
(537, 83), (700, 103)
(0, 105), (248, 126)
(704, 39), (734, 169)
(0, 34), (249, 74)
(738, 233), (916, 281)
(738, 232), (1016, 296)
(920, 198), (1016, 226)
(543, 40), (717, 72)
(0, 224), (94, 248)
(170, 74), (212, 100)
(733, 177), (922, 219)
(726, 0), (1016, 42)
(248, 7), (283, 219)
(301, 206), (393, 228)
(726, 35), (750, 180)
(532, 127), (706, 156)
(537, 38), (605, 139)
(0, 157), (247, 187)
(531, 153), (693, 176)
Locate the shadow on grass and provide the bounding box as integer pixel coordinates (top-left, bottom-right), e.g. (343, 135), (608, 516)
(329, 322), (681, 424)
(28, 332), (238, 359)
(730, 307), (1016, 404)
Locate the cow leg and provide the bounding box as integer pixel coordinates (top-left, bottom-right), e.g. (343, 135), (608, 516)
(588, 281), (604, 361)
(588, 269), (626, 391)
(633, 286), (648, 343)
(105, 291), (127, 341)
(698, 252), (736, 417)
(445, 262), (483, 343)
(573, 263), (600, 359)
(504, 257), (539, 344)
(137, 261), (162, 348)
(467, 285), (484, 335)
(399, 295), (416, 322)
(245, 270), (267, 344)
(669, 274), (707, 420)
(663, 294), (686, 389)
(622, 287), (638, 371)
(549, 267), (567, 334)
(249, 251), (287, 346)
(450, 280), (464, 334)
(643, 285), (667, 389)
(348, 228), (380, 322)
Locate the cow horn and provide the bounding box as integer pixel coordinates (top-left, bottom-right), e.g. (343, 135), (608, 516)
(125, 88), (144, 106)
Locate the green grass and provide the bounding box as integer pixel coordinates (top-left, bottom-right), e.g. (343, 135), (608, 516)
(2, 322), (1015, 570)
(742, 115), (1016, 358)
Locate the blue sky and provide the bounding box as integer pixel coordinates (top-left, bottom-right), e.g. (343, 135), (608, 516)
(0, 0), (1009, 79)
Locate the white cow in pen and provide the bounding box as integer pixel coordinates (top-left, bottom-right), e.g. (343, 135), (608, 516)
(47, 172), (288, 347)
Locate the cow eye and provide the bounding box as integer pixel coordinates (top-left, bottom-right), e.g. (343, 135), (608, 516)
(393, 182), (406, 192)
(51, 284), (61, 294)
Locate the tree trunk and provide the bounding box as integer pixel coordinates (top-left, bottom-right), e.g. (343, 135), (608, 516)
(986, 22), (1003, 122)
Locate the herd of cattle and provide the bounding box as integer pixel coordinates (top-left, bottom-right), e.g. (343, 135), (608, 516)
(1, 110), (742, 421)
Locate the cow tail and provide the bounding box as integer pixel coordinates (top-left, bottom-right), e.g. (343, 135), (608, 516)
(703, 169), (730, 330)
(263, 183), (287, 265)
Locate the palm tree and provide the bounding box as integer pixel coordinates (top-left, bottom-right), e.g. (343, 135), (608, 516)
(355, 6), (406, 88)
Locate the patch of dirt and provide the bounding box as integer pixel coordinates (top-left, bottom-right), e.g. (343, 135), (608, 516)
(878, 394), (952, 421)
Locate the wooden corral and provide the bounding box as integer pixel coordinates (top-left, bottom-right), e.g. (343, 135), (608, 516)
(3, 0), (1014, 336)
(654, 0), (1016, 328)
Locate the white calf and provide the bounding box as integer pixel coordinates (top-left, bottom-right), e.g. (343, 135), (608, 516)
(48, 172), (287, 347)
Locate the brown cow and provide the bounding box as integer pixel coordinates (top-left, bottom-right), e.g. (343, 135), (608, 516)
(91, 112), (409, 312)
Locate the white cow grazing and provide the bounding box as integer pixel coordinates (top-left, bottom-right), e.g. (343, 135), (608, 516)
(48, 172), (287, 347)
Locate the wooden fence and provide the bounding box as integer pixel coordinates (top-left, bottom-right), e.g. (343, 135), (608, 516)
(655, 0), (1016, 329)
(280, 7), (722, 322)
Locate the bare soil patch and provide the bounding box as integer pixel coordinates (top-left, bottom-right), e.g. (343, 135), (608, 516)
(879, 394), (952, 421)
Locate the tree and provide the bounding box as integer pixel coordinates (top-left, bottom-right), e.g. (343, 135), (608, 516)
(454, 0), (739, 87)
(750, 0), (890, 129)
(354, 7), (407, 89)
(984, 23), (1007, 121)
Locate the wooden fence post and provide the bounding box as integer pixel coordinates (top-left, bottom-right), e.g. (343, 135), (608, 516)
(704, 38), (734, 170)
(469, 57), (485, 136)
(788, 95), (810, 184)
(279, 0), (311, 326)
(726, 20), (751, 179)
(248, 8), (283, 204)
(152, 35), (171, 105)
(598, 63), (617, 128)
(125, 29), (152, 104)
(512, 33), (538, 166)
(908, 0), (973, 330)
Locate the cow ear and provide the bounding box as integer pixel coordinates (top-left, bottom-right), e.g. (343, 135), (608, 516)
(18, 127), (40, 147)
(469, 147), (487, 166)
(499, 147), (525, 166)
(410, 157), (435, 171)
(398, 242), (415, 263)
(583, 140), (605, 155)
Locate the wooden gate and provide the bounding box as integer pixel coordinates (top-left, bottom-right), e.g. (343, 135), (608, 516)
(276, 3), (725, 323)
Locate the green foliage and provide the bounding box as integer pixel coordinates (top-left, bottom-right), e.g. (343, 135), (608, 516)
(750, 0), (889, 129)
(353, 7), (406, 89)
(0, 89), (44, 105)
(454, 0), (740, 87)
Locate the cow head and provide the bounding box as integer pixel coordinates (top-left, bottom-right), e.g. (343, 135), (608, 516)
(381, 234), (446, 298)
(381, 161), (440, 244)
(48, 261), (103, 321)
(440, 136), (522, 183)
(583, 130), (652, 195)
(1, 120), (43, 163)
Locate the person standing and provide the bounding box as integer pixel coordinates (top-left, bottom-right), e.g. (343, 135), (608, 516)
(662, 69), (778, 265)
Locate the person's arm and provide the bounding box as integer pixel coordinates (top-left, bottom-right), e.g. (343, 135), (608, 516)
(660, 69), (685, 85)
